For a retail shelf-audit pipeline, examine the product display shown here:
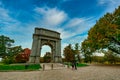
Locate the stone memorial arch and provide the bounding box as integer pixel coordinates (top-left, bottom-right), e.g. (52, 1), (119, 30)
(29, 28), (62, 63)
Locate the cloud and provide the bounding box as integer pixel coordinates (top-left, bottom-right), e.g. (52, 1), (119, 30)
(98, 0), (120, 12)
(0, 7), (17, 27)
(33, 6), (93, 55)
(33, 7), (92, 55)
(93, 52), (104, 56)
(61, 42), (68, 57)
(56, 28), (76, 39)
(69, 35), (88, 44)
(0, 2), (22, 33)
(0, 5), (34, 49)
(64, 18), (84, 28)
(34, 7), (67, 27)
(58, 17), (95, 39)
(98, 0), (117, 5)
(56, 17), (94, 55)
(65, 17), (94, 29)
(0, 2), (95, 54)
(33, 6), (92, 41)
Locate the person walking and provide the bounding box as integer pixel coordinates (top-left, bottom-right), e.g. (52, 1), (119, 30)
(74, 60), (77, 70)
(71, 61), (74, 70)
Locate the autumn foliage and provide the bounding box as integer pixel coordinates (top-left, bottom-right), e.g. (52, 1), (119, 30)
(15, 48), (31, 63)
(81, 6), (120, 54)
(63, 44), (75, 62)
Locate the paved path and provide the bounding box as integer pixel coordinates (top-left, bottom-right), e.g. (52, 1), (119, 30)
(0, 65), (120, 80)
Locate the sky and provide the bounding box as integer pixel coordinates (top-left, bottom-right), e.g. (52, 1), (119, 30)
(0, 0), (120, 56)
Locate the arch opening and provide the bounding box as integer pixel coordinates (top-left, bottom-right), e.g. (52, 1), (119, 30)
(40, 45), (52, 63)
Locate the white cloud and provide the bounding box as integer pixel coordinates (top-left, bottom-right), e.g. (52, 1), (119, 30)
(0, 7), (17, 26)
(0, 3), (22, 33)
(58, 17), (94, 39)
(69, 35), (88, 44)
(0, 3), (95, 55)
(98, 0), (117, 5)
(98, 0), (107, 5)
(61, 42), (68, 57)
(34, 7), (67, 27)
(76, 18), (95, 33)
(34, 7), (95, 43)
(93, 52), (104, 56)
(0, 6), (34, 49)
(98, 0), (120, 13)
(56, 28), (75, 39)
(64, 18), (85, 28)
(0, 58), (2, 61)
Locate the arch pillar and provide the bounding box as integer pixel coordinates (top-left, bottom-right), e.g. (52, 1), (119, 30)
(35, 39), (41, 63)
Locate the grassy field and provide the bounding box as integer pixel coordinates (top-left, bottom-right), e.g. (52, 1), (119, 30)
(64, 62), (88, 67)
(77, 63), (88, 67)
(0, 62), (88, 71)
(0, 63), (41, 71)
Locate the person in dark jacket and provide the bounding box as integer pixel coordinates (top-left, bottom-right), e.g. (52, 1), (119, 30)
(71, 61), (74, 70)
(74, 60), (77, 70)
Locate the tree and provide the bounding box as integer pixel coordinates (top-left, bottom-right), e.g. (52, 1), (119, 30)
(2, 46), (23, 64)
(0, 35), (14, 58)
(81, 39), (94, 63)
(15, 48), (31, 63)
(43, 52), (51, 63)
(92, 56), (104, 63)
(74, 43), (80, 54)
(7, 46), (23, 57)
(63, 44), (75, 62)
(82, 6), (120, 54)
(103, 50), (118, 64)
(74, 43), (81, 62)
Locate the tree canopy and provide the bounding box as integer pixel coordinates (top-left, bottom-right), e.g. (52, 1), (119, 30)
(63, 44), (75, 62)
(43, 52), (51, 63)
(81, 6), (120, 54)
(63, 43), (81, 62)
(0, 35), (14, 57)
(0, 35), (25, 64)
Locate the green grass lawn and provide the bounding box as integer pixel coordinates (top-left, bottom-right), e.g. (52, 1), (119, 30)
(64, 62), (88, 67)
(0, 63), (41, 71)
(77, 63), (88, 67)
